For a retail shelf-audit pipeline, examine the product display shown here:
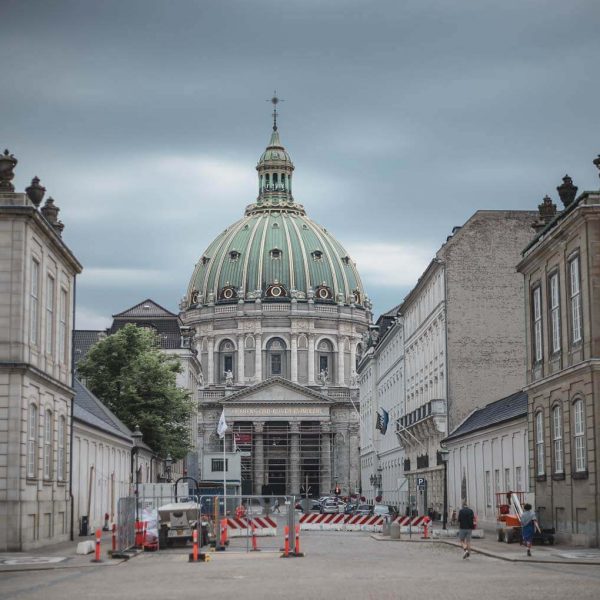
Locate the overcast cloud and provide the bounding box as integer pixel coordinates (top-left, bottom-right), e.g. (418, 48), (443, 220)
(2, 0), (599, 327)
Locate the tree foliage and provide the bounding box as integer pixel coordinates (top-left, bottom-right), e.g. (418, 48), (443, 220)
(77, 323), (194, 460)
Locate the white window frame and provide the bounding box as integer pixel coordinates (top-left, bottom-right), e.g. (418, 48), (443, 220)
(59, 288), (68, 363)
(30, 259), (40, 345)
(43, 410), (53, 480)
(549, 273), (561, 354)
(535, 411), (545, 476)
(46, 275), (55, 356)
(573, 399), (586, 472)
(569, 256), (582, 344)
(504, 468), (511, 492)
(485, 471), (491, 507)
(552, 405), (563, 474)
(57, 415), (66, 481)
(27, 404), (38, 478)
(532, 286), (543, 363)
(515, 466), (522, 492)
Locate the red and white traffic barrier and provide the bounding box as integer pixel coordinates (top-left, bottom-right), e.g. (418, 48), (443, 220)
(225, 516), (277, 537)
(298, 513), (432, 533)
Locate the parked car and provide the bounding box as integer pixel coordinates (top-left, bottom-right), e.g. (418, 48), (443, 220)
(353, 504), (372, 516)
(344, 502), (358, 514)
(372, 504), (392, 518)
(321, 499), (346, 514)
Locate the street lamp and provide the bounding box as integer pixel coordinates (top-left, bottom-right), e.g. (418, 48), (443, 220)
(131, 425), (143, 521)
(439, 448), (449, 530)
(165, 453), (173, 483)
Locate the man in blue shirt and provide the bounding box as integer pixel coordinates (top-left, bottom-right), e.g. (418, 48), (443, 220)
(458, 501), (475, 559)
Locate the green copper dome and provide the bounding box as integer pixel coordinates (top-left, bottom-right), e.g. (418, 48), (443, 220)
(186, 127), (366, 308)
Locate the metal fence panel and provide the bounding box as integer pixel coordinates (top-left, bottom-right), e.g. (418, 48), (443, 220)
(116, 496), (136, 552)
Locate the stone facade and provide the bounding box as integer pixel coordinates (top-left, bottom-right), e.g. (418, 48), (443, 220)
(517, 165), (600, 546)
(358, 307), (407, 509)
(0, 161), (82, 550)
(398, 211), (536, 517)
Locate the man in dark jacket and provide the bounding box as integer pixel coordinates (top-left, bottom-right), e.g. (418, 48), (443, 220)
(458, 501), (475, 559)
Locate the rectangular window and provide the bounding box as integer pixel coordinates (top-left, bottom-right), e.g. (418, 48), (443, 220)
(532, 286), (543, 362)
(59, 289), (67, 363)
(553, 405), (563, 474)
(515, 466), (522, 492)
(57, 416), (65, 481)
(569, 256), (582, 344)
(549, 273), (561, 354)
(46, 275), (55, 356)
(485, 471), (491, 507)
(574, 400), (586, 472)
(319, 355), (329, 373)
(30, 259), (40, 345)
(211, 458), (228, 472)
(271, 354), (282, 375)
(224, 355), (233, 373)
(494, 469), (500, 496)
(536, 411), (545, 476)
(27, 405), (37, 478)
(504, 468), (511, 492)
(43, 411), (52, 479)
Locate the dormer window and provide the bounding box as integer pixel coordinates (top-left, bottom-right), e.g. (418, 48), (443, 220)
(312, 250), (323, 261)
(229, 250), (240, 261)
(201, 256), (210, 266)
(270, 248), (282, 259)
(342, 256), (351, 265)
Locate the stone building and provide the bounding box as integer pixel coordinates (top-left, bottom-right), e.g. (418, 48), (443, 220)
(180, 112), (371, 497)
(0, 151), (82, 550)
(397, 210), (536, 517)
(358, 306), (407, 509)
(517, 158), (600, 546)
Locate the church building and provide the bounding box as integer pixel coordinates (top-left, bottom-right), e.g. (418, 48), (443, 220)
(180, 104), (371, 497)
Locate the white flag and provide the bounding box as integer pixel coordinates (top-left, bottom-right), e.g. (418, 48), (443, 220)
(217, 409), (228, 439)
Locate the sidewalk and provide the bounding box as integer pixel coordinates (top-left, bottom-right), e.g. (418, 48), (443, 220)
(0, 530), (134, 573)
(371, 527), (600, 565)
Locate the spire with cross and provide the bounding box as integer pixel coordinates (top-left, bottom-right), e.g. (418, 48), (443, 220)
(269, 92), (284, 131)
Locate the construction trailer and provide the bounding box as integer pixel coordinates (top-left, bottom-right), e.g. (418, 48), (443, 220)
(496, 491), (555, 545)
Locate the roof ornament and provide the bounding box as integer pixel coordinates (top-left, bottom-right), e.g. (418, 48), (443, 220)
(267, 91), (283, 131)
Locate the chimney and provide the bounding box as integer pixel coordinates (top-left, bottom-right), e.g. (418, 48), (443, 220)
(556, 175), (577, 207)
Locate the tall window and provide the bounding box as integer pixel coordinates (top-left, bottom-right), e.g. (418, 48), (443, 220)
(30, 259), (40, 345)
(46, 275), (55, 356)
(569, 256), (582, 344)
(27, 404), (38, 478)
(549, 273), (560, 354)
(485, 471), (491, 507)
(573, 399), (586, 472)
(43, 410), (53, 479)
(515, 466), (522, 492)
(532, 287), (543, 362)
(504, 468), (511, 492)
(57, 416), (66, 481)
(552, 405), (563, 474)
(535, 411), (545, 476)
(494, 469), (500, 496)
(59, 289), (67, 363)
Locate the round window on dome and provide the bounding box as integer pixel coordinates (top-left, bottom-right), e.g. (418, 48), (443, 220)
(265, 283), (288, 299)
(219, 286), (238, 302)
(316, 285), (333, 301)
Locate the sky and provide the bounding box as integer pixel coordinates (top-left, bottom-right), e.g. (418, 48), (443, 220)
(2, 0), (600, 329)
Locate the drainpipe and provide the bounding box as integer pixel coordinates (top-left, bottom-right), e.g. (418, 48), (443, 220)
(69, 274), (77, 541)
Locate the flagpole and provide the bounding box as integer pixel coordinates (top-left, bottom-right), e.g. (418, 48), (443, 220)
(223, 430), (227, 517)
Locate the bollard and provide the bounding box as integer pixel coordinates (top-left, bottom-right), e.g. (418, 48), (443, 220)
(220, 519), (228, 549)
(111, 523), (117, 552)
(91, 528), (102, 563)
(142, 521), (147, 549)
(251, 522), (260, 552)
(134, 520), (142, 548)
(193, 529), (199, 561)
(294, 524), (303, 556)
(282, 525), (290, 558)
(421, 517), (430, 540)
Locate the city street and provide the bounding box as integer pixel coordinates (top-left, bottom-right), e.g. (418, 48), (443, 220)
(2, 532), (600, 600)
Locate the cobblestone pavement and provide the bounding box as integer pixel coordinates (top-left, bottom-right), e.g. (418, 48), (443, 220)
(1, 531), (600, 600)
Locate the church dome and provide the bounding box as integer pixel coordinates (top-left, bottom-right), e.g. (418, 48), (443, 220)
(186, 121), (366, 308)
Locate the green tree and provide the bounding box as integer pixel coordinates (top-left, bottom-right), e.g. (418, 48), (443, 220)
(77, 323), (194, 460)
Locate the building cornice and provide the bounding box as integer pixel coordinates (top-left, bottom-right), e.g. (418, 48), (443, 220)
(0, 361), (75, 396)
(524, 358), (600, 391)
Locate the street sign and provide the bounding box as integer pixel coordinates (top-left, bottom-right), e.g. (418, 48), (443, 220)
(416, 477), (427, 486)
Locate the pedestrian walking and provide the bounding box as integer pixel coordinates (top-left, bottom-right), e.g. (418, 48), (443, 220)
(273, 498), (281, 513)
(520, 503), (541, 557)
(457, 500), (475, 559)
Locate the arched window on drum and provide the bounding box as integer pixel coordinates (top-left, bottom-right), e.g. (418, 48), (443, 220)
(317, 339), (334, 383)
(218, 339), (236, 384)
(266, 337), (288, 379)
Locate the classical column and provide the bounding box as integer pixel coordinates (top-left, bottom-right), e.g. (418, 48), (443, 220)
(237, 334), (245, 384)
(253, 422), (264, 495)
(348, 424), (360, 495)
(308, 335), (315, 384)
(349, 341), (356, 376)
(290, 334), (298, 383)
(289, 422), (301, 495)
(320, 422), (332, 495)
(207, 337), (215, 385)
(254, 333), (262, 381)
(337, 338), (345, 385)
(333, 424), (350, 494)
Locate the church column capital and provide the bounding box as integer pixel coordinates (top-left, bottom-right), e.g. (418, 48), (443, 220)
(254, 421), (265, 434)
(320, 422), (332, 434)
(289, 421), (301, 434)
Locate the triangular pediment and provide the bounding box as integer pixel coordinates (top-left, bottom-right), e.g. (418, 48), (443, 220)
(113, 298), (177, 319)
(221, 377), (332, 405)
